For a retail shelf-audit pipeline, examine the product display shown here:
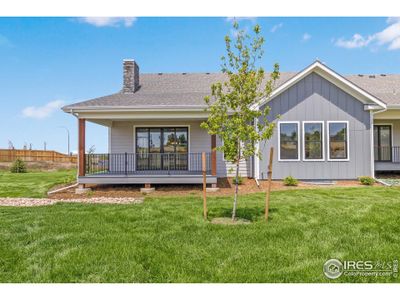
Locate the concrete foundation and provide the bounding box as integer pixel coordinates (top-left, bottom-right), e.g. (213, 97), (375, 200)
(140, 187), (155, 194)
(75, 185), (92, 194)
(206, 187), (220, 192)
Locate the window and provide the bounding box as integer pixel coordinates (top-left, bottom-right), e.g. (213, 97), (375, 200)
(278, 122), (300, 161)
(374, 125), (391, 162)
(328, 121), (349, 161)
(303, 121), (324, 161)
(135, 127), (188, 170)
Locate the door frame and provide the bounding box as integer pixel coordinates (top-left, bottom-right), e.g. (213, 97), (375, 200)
(373, 123), (393, 162)
(133, 125), (191, 171)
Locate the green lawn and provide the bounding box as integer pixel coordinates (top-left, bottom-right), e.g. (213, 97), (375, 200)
(0, 170), (76, 198)
(0, 187), (399, 283)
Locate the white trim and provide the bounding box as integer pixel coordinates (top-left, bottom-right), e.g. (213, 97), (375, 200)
(278, 121), (300, 161)
(302, 121), (325, 161)
(370, 112), (375, 177)
(327, 121), (350, 162)
(133, 124), (191, 171)
(252, 61), (387, 110)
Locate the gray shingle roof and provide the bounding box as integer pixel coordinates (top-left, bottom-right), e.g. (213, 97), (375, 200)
(62, 72), (400, 111)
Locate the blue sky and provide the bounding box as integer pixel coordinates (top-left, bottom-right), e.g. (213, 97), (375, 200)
(0, 17), (399, 153)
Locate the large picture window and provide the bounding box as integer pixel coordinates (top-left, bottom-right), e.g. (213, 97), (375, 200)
(303, 121), (324, 161)
(328, 121), (349, 160)
(278, 122), (300, 161)
(135, 127), (188, 170)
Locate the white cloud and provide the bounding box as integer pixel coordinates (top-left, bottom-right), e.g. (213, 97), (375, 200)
(302, 33), (311, 42)
(270, 23), (283, 33)
(335, 33), (373, 49)
(225, 17), (257, 23)
(22, 100), (65, 119)
(80, 17), (137, 28)
(335, 17), (400, 51)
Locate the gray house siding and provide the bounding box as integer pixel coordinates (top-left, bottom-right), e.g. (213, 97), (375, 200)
(109, 120), (250, 177)
(258, 72), (373, 180)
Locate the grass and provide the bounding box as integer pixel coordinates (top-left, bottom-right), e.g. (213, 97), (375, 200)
(0, 169), (76, 198)
(0, 186), (399, 282)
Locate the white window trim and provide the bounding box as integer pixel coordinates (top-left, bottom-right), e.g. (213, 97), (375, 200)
(302, 121), (325, 161)
(278, 121), (300, 162)
(372, 122), (393, 162)
(327, 121), (350, 162)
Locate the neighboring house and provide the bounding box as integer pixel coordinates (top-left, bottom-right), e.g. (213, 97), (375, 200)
(62, 59), (400, 187)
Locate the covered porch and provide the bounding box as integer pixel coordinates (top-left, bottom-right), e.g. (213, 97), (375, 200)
(77, 116), (217, 186)
(374, 114), (400, 172)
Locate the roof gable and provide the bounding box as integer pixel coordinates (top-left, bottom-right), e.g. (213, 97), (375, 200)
(253, 61), (387, 110)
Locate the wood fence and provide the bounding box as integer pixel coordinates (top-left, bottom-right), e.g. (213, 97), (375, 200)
(0, 149), (77, 163)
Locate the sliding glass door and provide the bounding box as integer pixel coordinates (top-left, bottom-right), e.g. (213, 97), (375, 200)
(136, 127), (188, 171)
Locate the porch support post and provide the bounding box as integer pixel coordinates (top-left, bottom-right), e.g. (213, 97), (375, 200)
(78, 118), (86, 177)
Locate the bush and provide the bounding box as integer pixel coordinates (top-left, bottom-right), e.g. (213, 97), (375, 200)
(232, 175), (243, 185)
(358, 176), (375, 186)
(10, 159), (27, 173)
(283, 176), (298, 186)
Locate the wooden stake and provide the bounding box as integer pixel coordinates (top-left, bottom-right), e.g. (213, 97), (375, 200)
(265, 147), (274, 221)
(202, 152), (207, 220)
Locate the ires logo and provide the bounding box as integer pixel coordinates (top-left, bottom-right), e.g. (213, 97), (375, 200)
(323, 259), (398, 279)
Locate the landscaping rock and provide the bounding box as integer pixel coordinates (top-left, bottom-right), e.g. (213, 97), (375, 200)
(0, 197), (144, 207)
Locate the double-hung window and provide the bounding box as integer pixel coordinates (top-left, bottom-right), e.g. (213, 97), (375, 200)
(303, 121), (324, 161)
(278, 122), (300, 161)
(328, 121), (349, 161)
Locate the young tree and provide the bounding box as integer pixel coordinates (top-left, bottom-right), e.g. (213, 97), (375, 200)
(201, 21), (280, 221)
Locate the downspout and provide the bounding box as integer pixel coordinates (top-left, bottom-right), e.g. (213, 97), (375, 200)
(370, 106), (388, 179)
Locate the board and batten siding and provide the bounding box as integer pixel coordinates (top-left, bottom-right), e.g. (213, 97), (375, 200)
(109, 120), (251, 177)
(258, 72), (373, 180)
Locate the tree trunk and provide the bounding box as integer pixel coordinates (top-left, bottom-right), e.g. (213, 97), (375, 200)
(232, 141), (241, 221)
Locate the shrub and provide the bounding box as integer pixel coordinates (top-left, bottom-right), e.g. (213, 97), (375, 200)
(10, 159), (27, 173)
(283, 176), (298, 186)
(358, 176), (375, 186)
(232, 175), (243, 185)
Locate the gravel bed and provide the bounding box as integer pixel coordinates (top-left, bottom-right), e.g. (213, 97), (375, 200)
(0, 197), (144, 207)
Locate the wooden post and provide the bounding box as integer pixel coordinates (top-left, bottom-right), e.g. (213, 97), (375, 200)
(202, 152), (207, 220)
(265, 147), (274, 221)
(78, 118), (86, 177)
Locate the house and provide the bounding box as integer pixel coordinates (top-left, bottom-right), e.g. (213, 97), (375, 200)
(62, 59), (400, 189)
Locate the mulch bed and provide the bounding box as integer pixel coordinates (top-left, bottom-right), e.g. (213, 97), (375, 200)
(49, 178), (374, 200)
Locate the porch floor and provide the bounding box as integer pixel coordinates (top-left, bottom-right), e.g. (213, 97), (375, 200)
(79, 171), (217, 185)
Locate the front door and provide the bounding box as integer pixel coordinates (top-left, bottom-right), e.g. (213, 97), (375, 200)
(135, 127), (188, 171)
(374, 125), (392, 161)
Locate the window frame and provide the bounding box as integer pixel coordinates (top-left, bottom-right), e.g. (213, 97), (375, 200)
(327, 121), (350, 162)
(373, 123), (392, 162)
(302, 121), (325, 161)
(278, 121), (300, 162)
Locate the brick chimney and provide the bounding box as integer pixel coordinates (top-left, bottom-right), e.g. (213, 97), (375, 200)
(122, 59), (139, 93)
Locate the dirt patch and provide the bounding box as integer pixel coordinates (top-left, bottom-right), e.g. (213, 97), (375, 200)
(211, 217), (251, 225)
(49, 178), (374, 200)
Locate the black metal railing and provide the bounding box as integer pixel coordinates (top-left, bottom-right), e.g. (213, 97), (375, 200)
(85, 153), (211, 175)
(374, 146), (400, 163)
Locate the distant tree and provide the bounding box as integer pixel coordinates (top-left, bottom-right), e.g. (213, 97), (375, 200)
(8, 140), (14, 150)
(201, 21), (280, 221)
